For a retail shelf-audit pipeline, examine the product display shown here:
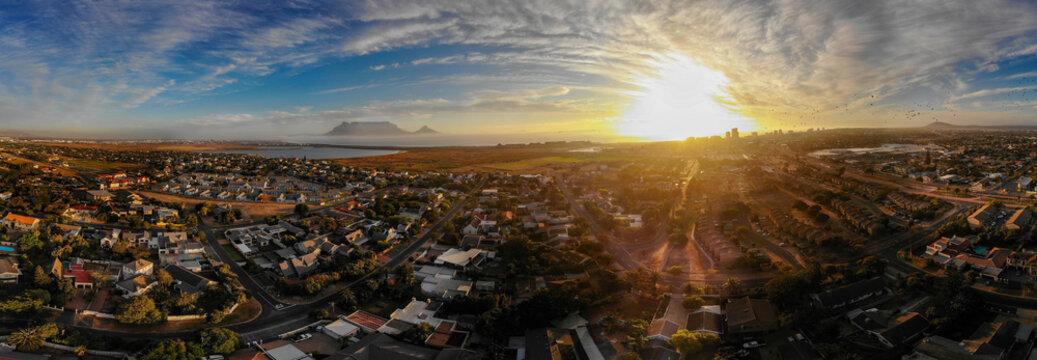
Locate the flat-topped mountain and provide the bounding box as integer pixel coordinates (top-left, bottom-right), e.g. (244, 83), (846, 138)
(325, 121), (438, 136)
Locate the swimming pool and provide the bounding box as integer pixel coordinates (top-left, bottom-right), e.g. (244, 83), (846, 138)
(974, 246), (989, 255)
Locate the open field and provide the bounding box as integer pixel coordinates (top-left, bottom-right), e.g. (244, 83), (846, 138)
(335, 146), (637, 171)
(65, 158), (139, 173)
(136, 190), (296, 219)
(0, 152), (80, 177)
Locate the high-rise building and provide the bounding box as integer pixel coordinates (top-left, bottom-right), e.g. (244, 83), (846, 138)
(731, 128), (739, 139)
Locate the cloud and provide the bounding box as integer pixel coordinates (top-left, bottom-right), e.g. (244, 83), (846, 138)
(124, 80), (175, 108)
(949, 86), (1037, 102)
(4, 0), (1037, 134)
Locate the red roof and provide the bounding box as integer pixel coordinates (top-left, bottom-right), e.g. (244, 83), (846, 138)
(346, 311), (388, 331)
(71, 205), (98, 211)
(64, 268), (91, 284)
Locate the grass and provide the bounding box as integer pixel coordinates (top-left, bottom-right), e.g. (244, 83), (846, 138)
(222, 244), (246, 262)
(66, 159), (138, 172)
(218, 298), (262, 325)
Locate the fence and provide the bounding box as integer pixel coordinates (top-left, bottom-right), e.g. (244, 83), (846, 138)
(79, 301), (240, 322)
(0, 335), (128, 358)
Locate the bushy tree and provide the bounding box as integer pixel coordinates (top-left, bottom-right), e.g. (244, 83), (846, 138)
(681, 295), (705, 311)
(140, 339), (205, 360)
(200, 328), (240, 354)
(669, 329), (719, 354)
(115, 295), (164, 325)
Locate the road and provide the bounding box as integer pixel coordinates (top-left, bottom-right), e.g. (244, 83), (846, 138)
(45, 176), (487, 342)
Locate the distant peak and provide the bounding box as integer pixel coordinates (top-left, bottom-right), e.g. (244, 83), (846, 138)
(414, 125), (439, 134)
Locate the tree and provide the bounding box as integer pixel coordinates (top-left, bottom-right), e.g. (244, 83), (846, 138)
(667, 266), (684, 275)
(294, 204), (310, 217)
(682, 295), (705, 311)
(8, 323), (58, 351)
(669, 329), (719, 354)
(200, 328), (241, 354)
(156, 269), (173, 286)
(33, 265), (51, 286)
(616, 353), (642, 360)
(0, 293), (46, 315)
(400, 322), (434, 344)
(338, 288), (358, 312)
(681, 282), (701, 295)
(115, 295), (164, 324)
(141, 339), (205, 360)
(722, 278), (743, 296)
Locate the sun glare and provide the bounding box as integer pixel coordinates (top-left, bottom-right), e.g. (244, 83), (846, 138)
(616, 54), (755, 141)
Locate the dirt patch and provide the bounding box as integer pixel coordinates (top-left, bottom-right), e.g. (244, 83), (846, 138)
(137, 190), (296, 219)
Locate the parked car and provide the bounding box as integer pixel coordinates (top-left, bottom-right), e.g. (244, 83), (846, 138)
(743, 341), (766, 349)
(294, 333), (312, 342)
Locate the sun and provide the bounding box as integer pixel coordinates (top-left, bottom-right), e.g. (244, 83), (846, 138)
(615, 54), (755, 140)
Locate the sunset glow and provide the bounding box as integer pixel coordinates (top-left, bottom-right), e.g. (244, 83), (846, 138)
(616, 54), (755, 140)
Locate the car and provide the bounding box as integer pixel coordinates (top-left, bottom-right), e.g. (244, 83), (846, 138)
(294, 333), (312, 342)
(743, 341), (766, 349)
(203, 356), (225, 360)
(795, 333), (806, 341)
(779, 242), (787, 247)
(735, 349), (750, 357)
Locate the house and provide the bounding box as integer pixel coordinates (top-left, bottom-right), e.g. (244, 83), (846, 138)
(1020, 176), (1033, 191)
(425, 320), (469, 349)
(336, 333), (439, 360)
(86, 189), (113, 201)
(522, 327), (603, 360)
(726, 297), (778, 335)
(968, 203), (999, 229)
(462, 218), (481, 235)
(0, 257), (20, 283)
(264, 344), (312, 360)
(925, 236), (972, 257)
(435, 248), (489, 269)
(62, 262), (94, 289)
(907, 320), (1033, 360)
(121, 259), (154, 279)
(278, 251), (320, 278)
(1005, 208), (1032, 231)
(1, 213), (41, 230)
(686, 306), (724, 336)
(344, 310), (389, 333)
(116, 275), (157, 298)
(420, 277), (473, 299)
(323, 317), (361, 340)
(848, 309), (930, 348)
(342, 229), (369, 245)
(811, 278), (888, 310)
(163, 264), (214, 294)
(648, 296), (691, 341)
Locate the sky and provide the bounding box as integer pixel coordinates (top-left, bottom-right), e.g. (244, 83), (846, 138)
(5, 1), (1037, 141)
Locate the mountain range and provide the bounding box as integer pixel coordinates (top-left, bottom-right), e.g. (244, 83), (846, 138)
(324, 121), (439, 136)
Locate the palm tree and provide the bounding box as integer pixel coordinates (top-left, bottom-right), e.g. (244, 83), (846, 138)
(8, 324), (57, 351)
